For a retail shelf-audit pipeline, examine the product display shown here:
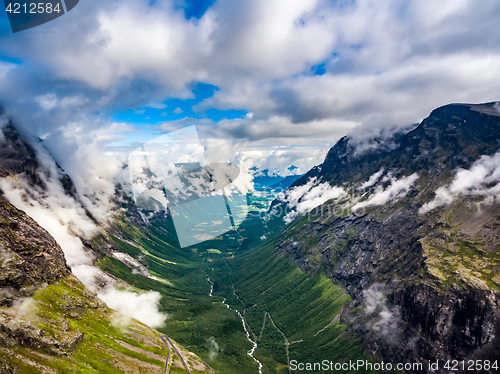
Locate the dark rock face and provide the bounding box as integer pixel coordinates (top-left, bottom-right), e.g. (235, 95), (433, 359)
(0, 314), (84, 356)
(0, 196), (71, 306)
(389, 285), (498, 359)
(0, 197), (90, 363)
(0, 121), (43, 186)
(274, 102), (500, 372)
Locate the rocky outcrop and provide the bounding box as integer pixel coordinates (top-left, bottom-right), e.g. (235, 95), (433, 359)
(274, 102), (500, 372)
(0, 314), (84, 356)
(0, 196), (71, 306)
(0, 121), (43, 186)
(0, 117), (215, 373)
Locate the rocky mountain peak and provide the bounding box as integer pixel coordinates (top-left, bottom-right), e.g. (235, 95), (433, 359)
(399, 102), (500, 170)
(271, 101), (500, 371)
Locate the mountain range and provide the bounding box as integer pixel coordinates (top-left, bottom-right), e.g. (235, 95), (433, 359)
(0, 102), (499, 373)
(0, 120), (213, 373)
(270, 102), (500, 369)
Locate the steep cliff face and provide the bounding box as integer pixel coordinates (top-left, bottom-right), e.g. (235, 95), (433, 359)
(0, 195), (71, 306)
(0, 121), (43, 185)
(388, 285), (499, 362)
(0, 119), (213, 373)
(273, 102), (500, 372)
(0, 195), (214, 373)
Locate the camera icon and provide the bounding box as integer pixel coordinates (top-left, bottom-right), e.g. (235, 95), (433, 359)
(128, 126), (248, 248)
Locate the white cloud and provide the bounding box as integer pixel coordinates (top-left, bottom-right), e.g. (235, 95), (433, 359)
(0, 141), (166, 329)
(0, 61), (16, 83)
(146, 103), (168, 109)
(0, 116), (9, 141)
(206, 336), (221, 360)
(359, 168), (385, 190)
(420, 151), (500, 214)
(36, 92), (89, 111)
(363, 283), (400, 338)
(0, 0), (500, 242)
(279, 177), (346, 222)
(0, 0), (331, 96)
(11, 297), (38, 319)
(97, 287), (167, 328)
(42, 122), (135, 225)
(352, 173), (419, 211)
(1, 0), (500, 180)
(36, 93), (58, 110)
(0, 171), (167, 328)
(0, 176), (97, 278)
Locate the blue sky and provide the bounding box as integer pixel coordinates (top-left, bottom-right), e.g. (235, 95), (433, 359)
(178, 0), (216, 19)
(112, 82), (248, 144)
(0, 6), (12, 35)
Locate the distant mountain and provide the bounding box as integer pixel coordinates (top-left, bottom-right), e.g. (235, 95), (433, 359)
(253, 169), (303, 192)
(269, 102), (500, 371)
(268, 174), (303, 191)
(252, 169), (284, 190)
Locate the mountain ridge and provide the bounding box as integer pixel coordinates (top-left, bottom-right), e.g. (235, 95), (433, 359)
(2, 101), (500, 372)
(287, 102), (500, 194)
(269, 101), (500, 372)
(0, 121), (213, 373)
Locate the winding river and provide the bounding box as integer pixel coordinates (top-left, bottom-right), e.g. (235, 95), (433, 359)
(207, 276), (263, 374)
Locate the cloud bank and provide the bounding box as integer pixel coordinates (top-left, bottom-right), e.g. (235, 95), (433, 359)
(0, 132), (166, 328)
(353, 173), (419, 211)
(420, 151), (500, 214)
(1, 0), (500, 178)
(279, 177), (346, 222)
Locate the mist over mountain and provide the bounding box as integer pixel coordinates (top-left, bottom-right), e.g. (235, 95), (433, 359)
(268, 102), (500, 370)
(0, 120), (212, 373)
(2, 0), (500, 373)
(1, 101), (500, 373)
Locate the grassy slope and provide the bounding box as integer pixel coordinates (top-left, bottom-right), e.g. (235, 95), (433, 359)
(0, 275), (211, 373)
(100, 216), (258, 374)
(99, 193), (373, 374)
(422, 199), (500, 292)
